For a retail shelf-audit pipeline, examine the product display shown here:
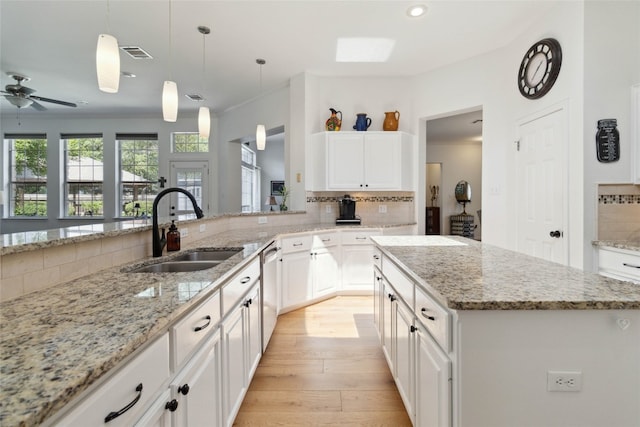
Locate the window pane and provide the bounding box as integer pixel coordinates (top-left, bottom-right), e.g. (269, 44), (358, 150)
(64, 137), (104, 216)
(7, 136), (47, 217)
(172, 132), (209, 153)
(118, 137), (159, 217)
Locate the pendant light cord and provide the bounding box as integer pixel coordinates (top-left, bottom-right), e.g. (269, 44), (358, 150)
(105, 0), (111, 33)
(169, 0), (173, 81)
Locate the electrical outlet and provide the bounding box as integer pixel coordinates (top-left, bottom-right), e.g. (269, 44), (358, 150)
(258, 216), (267, 224)
(547, 371), (582, 392)
(325, 205), (332, 214)
(379, 205), (387, 213)
(181, 228), (188, 237)
(199, 224), (206, 232)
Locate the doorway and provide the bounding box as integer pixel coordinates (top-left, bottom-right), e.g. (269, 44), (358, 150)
(425, 109), (483, 240)
(170, 161), (209, 215)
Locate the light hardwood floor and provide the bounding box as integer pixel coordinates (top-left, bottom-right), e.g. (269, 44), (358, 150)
(233, 296), (412, 426)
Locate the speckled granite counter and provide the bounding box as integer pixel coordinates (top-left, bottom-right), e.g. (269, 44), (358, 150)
(592, 239), (640, 252)
(0, 222), (411, 427)
(372, 235), (640, 310)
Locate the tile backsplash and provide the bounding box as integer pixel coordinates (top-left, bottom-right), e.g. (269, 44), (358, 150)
(306, 191), (415, 224)
(597, 184), (640, 241)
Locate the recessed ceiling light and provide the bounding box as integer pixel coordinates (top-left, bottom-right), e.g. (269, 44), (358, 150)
(407, 4), (428, 18)
(336, 37), (396, 63)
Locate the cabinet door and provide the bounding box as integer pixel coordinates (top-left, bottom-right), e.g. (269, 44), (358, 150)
(172, 332), (222, 427)
(364, 133), (401, 189)
(222, 305), (247, 427)
(327, 133), (364, 189)
(416, 328), (452, 427)
(313, 246), (340, 297)
(341, 245), (374, 292)
(381, 280), (394, 370)
(395, 300), (415, 422)
(132, 390), (173, 427)
(281, 250), (312, 309)
(245, 285), (262, 379)
(373, 267), (383, 338)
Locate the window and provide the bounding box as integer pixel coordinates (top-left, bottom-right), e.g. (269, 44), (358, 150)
(63, 134), (104, 217)
(6, 134), (48, 217)
(241, 145), (260, 213)
(172, 132), (209, 153)
(117, 134), (159, 217)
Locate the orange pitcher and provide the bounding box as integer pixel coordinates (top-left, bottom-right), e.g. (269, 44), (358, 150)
(383, 110), (400, 131)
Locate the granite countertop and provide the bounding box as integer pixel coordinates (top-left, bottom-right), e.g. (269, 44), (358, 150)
(372, 235), (640, 311)
(592, 239), (640, 252)
(0, 222), (410, 427)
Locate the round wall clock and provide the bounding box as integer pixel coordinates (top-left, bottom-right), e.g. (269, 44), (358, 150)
(517, 38), (562, 99)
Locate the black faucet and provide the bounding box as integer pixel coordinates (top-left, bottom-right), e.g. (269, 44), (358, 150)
(152, 187), (204, 257)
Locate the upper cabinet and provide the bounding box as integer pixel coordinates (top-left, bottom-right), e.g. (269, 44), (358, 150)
(309, 131), (415, 191)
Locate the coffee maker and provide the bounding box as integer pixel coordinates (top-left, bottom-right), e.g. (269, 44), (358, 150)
(336, 194), (361, 225)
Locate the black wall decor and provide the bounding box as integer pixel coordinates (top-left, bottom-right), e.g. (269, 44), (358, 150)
(596, 119), (620, 163)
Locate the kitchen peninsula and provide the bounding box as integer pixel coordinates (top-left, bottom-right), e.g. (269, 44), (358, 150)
(1, 229), (639, 426)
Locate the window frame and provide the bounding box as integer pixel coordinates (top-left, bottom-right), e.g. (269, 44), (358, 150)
(117, 134), (159, 219)
(5, 134), (48, 218)
(62, 134), (105, 218)
(171, 132), (209, 153)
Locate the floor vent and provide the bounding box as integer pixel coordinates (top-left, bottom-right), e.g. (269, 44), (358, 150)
(120, 46), (153, 59)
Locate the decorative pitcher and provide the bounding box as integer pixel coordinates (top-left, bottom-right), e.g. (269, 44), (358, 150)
(353, 113), (372, 131)
(383, 110), (400, 131)
(325, 108), (342, 131)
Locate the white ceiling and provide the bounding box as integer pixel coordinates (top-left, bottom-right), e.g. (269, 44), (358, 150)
(0, 0), (558, 118)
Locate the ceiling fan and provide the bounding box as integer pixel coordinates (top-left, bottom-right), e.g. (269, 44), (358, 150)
(1, 72), (77, 110)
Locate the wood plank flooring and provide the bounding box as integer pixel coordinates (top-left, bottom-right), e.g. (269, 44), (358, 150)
(233, 296), (412, 426)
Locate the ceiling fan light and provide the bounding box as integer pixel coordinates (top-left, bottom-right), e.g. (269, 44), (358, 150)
(96, 34), (120, 93)
(162, 80), (178, 122)
(256, 124), (266, 150)
(6, 95), (33, 109)
(198, 107), (210, 139)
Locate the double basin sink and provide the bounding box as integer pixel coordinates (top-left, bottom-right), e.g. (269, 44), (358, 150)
(126, 249), (243, 273)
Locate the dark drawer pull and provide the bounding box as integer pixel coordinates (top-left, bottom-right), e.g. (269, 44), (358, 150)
(322, 238), (331, 242)
(373, 254), (380, 260)
(240, 276), (251, 284)
(356, 237), (367, 240)
(388, 293), (396, 302)
(104, 383), (143, 423)
(165, 399), (178, 412)
(623, 263), (640, 269)
(421, 308), (436, 321)
(243, 298), (253, 308)
(194, 315), (211, 332)
(178, 383), (190, 395)
(293, 242), (304, 247)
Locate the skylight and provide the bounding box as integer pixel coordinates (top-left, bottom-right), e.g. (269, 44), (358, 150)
(335, 37), (396, 63)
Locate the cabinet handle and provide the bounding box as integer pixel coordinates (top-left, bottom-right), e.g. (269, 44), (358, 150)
(240, 276), (251, 284)
(373, 254), (380, 259)
(178, 384), (190, 395)
(365, 184), (369, 187)
(356, 237), (367, 240)
(623, 263), (640, 269)
(360, 184), (364, 187)
(165, 399), (179, 412)
(243, 298), (253, 308)
(388, 293), (396, 302)
(410, 325), (418, 333)
(322, 238), (331, 242)
(293, 242), (303, 247)
(104, 383), (143, 423)
(421, 308), (436, 321)
(194, 315), (212, 332)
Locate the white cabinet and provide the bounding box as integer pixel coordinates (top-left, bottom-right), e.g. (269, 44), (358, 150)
(171, 331), (222, 427)
(280, 233), (340, 311)
(310, 131), (414, 191)
(341, 229), (381, 293)
(222, 283), (261, 427)
(394, 299), (415, 421)
(58, 334), (170, 427)
(133, 390), (173, 427)
(597, 246), (640, 284)
(415, 326), (451, 427)
(261, 242), (280, 351)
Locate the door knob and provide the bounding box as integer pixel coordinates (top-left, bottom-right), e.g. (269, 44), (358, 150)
(549, 230), (562, 238)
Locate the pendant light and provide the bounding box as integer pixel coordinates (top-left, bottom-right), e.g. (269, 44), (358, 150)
(256, 58), (266, 150)
(96, 0), (120, 93)
(197, 26), (211, 139)
(162, 0), (178, 122)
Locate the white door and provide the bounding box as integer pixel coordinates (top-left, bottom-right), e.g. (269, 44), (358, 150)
(395, 300), (415, 421)
(280, 250), (312, 309)
(516, 108), (568, 265)
(416, 327), (452, 427)
(222, 306), (246, 427)
(170, 161), (209, 215)
(312, 247), (340, 297)
(364, 133), (401, 189)
(327, 133), (364, 189)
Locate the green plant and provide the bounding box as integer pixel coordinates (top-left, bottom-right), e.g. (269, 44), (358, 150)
(278, 185), (290, 211)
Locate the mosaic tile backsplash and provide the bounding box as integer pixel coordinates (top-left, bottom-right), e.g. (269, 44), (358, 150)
(597, 184), (640, 241)
(306, 191), (415, 225)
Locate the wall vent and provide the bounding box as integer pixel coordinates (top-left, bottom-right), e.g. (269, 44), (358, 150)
(120, 46), (153, 59)
(185, 94), (205, 101)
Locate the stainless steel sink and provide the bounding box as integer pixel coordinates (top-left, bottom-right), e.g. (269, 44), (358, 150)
(172, 249), (242, 262)
(128, 261), (221, 273)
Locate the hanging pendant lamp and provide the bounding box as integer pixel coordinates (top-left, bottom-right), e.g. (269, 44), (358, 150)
(197, 26), (211, 139)
(162, 0), (178, 122)
(256, 58), (266, 150)
(96, 1), (119, 93)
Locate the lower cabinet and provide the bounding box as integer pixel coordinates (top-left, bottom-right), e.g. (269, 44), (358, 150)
(415, 325), (451, 427)
(395, 299), (415, 421)
(133, 390), (173, 427)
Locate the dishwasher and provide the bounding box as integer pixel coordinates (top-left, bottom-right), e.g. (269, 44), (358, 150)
(261, 241), (280, 352)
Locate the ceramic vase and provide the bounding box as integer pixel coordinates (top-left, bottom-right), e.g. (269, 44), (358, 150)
(383, 110), (400, 131)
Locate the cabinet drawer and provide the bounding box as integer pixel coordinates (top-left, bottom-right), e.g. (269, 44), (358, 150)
(341, 229), (381, 245)
(281, 234), (312, 254)
(172, 291), (221, 369)
(222, 257), (260, 315)
(313, 232), (339, 248)
(60, 334), (170, 426)
(598, 247), (640, 283)
(415, 287), (451, 353)
(382, 257), (414, 309)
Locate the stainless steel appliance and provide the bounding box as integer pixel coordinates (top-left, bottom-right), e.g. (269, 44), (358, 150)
(336, 194), (361, 225)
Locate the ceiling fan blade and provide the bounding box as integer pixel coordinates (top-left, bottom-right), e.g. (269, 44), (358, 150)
(30, 95), (77, 108)
(30, 100), (47, 111)
(5, 84), (36, 95)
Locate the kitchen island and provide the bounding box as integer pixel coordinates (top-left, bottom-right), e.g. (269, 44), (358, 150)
(371, 235), (640, 427)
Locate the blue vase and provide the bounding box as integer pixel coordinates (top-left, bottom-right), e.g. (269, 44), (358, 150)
(353, 113), (372, 131)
